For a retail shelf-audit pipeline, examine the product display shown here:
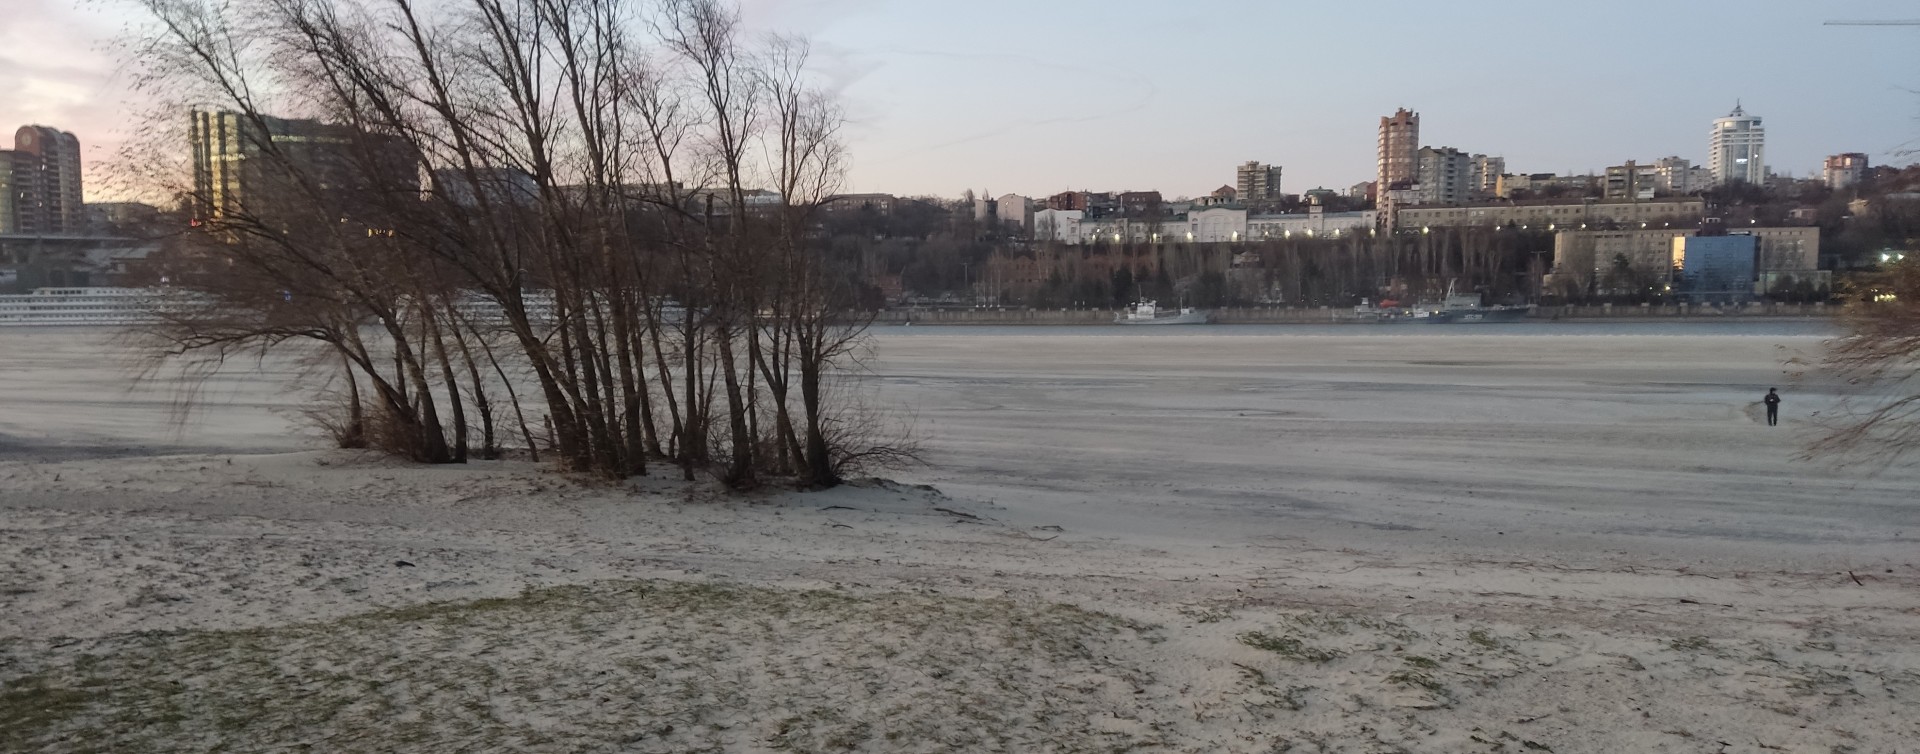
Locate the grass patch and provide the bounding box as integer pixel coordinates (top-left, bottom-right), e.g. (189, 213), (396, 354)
(1237, 631), (1343, 663)
(1385, 669), (1452, 707)
(0, 580), (1162, 753)
(1670, 636), (1714, 652)
(0, 676), (102, 750)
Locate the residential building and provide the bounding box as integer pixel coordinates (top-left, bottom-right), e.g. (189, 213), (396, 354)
(1349, 181), (1376, 204)
(1248, 204), (1376, 239)
(996, 193), (1032, 230)
(1603, 161), (1658, 200)
(1649, 156), (1710, 195)
(822, 193), (898, 215)
(0, 125), (85, 235)
(1045, 191), (1087, 211)
(1032, 209), (1085, 244)
(1709, 104), (1765, 185)
(971, 191), (995, 223)
(1378, 109), (1420, 189)
(1235, 161), (1283, 203)
(1494, 172), (1595, 199)
(1119, 191), (1163, 217)
(1469, 155), (1504, 200)
(1824, 153), (1869, 191)
(1377, 108), (1419, 225)
(1415, 146), (1472, 205)
(1397, 198), (1704, 230)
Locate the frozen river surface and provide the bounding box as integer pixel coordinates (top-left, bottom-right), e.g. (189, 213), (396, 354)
(2, 323), (1913, 571)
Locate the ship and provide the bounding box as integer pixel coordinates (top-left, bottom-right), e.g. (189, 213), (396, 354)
(1352, 283), (1530, 324)
(1115, 299), (1212, 325)
(1422, 283), (1531, 324)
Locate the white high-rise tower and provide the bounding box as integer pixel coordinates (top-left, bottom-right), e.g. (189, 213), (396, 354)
(1709, 103), (1764, 186)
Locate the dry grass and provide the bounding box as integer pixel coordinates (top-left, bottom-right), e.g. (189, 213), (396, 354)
(0, 581), (1162, 753)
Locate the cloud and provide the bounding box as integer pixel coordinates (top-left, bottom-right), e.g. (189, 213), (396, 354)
(0, 0), (144, 198)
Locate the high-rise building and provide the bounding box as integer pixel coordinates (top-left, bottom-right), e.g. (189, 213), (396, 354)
(0, 126), (84, 235)
(1709, 104), (1765, 186)
(190, 110), (414, 223)
(1235, 161), (1282, 203)
(1824, 153), (1869, 191)
(1415, 146), (1472, 205)
(1377, 109), (1420, 190)
(1377, 108), (1420, 225)
(1469, 155), (1504, 199)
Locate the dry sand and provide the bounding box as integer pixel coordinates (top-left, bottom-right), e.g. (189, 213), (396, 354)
(2, 325), (1916, 753)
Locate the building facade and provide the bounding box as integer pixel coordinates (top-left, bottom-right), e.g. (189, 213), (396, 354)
(1397, 198), (1704, 230)
(1248, 205), (1376, 239)
(1549, 226), (1818, 298)
(1650, 156), (1710, 195)
(1377, 108), (1419, 225)
(0, 126), (85, 235)
(996, 193), (1032, 230)
(1235, 161), (1283, 204)
(1709, 104), (1765, 186)
(1377, 109), (1420, 188)
(1469, 155), (1504, 200)
(1824, 153), (1869, 191)
(190, 110), (415, 224)
(1415, 146), (1472, 205)
(822, 193), (898, 215)
(1603, 161), (1658, 200)
(1032, 209), (1086, 244)
(1673, 235), (1758, 303)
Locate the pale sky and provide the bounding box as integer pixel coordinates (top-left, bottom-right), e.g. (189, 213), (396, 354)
(6, 0), (1919, 202)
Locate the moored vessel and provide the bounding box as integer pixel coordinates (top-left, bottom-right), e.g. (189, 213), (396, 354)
(1115, 299), (1211, 325)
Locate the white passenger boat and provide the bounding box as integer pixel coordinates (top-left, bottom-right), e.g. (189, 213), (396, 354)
(1115, 299), (1211, 325)
(0, 287), (169, 326)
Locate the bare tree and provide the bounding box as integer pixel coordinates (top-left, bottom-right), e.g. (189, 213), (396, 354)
(1804, 260), (1920, 467)
(125, 0), (891, 488)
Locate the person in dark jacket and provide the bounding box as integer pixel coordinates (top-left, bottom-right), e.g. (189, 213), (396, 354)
(1763, 388), (1781, 426)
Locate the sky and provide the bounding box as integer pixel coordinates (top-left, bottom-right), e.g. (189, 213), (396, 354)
(6, 0), (1919, 202)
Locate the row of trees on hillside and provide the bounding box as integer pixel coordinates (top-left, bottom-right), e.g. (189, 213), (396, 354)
(130, 0), (904, 488)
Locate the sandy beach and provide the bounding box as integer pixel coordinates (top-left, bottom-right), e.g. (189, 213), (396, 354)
(3, 324), (1916, 753)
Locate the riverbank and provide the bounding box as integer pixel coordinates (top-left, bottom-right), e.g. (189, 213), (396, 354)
(878, 302), (1837, 326)
(3, 328), (1914, 752)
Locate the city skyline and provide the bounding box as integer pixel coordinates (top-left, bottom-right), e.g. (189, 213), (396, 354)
(4, 0), (1919, 202)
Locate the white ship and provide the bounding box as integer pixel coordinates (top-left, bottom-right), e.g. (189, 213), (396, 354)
(1115, 299), (1211, 325)
(0, 287), (171, 326)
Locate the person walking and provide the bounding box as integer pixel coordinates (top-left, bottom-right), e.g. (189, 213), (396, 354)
(1763, 388), (1781, 426)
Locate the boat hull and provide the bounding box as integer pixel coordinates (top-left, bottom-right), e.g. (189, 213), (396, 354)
(1422, 307), (1531, 324)
(1115, 310), (1212, 325)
